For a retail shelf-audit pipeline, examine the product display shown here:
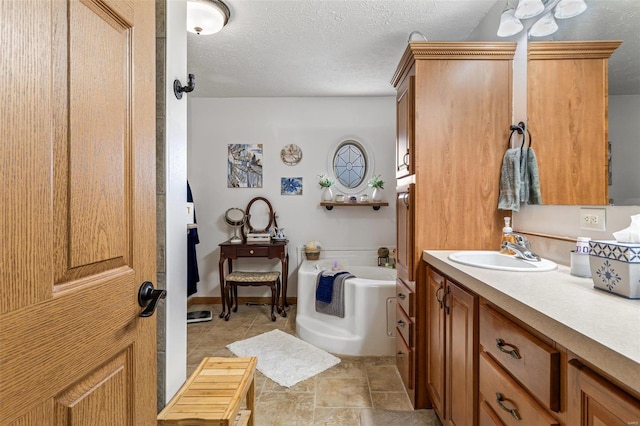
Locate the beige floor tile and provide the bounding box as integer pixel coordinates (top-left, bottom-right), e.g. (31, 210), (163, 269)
(255, 392), (315, 426)
(318, 358), (367, 379)
(313, 407), (362, 426)
(316, 377), (372, 408)
(366, 365), (405, 392)
(370, 391), (413, 410)
(263, 376), (317, 393)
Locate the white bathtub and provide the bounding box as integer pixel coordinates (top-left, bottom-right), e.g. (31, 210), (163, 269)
(296, 258), (397, 356)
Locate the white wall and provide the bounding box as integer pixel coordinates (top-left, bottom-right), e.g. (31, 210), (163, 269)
(163, 0), (188, 404)
(609, 94), (640, 205)
(187, 97), (396, 299)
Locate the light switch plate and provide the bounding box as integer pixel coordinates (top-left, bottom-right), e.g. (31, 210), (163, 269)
(580, 208), (606, 231)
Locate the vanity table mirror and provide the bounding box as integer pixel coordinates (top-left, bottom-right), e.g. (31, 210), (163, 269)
(244, 196), (274, 234)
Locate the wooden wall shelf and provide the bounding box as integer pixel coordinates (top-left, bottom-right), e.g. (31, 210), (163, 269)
(320, 201), (389, 211)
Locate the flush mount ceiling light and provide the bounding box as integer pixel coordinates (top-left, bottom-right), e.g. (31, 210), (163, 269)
(497, 0), (587, 38)
(554, 0), (587, 19)
(497, 2), (524, 37)
(187, 0), (230, 35)
(514, 0), (545, 19)
(529, 11), (559, 37)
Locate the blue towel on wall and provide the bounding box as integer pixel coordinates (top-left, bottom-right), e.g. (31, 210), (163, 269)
(315, 271), (349, 303)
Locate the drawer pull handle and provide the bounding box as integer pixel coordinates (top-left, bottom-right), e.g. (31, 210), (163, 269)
(496, 392), (521, 421)
(397, 320), (406, 328)
(397, 293), (406, 300)
(249, 249), (254, 255)
(397, 351), (405, 359)
(435, 284), (444, 309)
(496, 338), (521, 359)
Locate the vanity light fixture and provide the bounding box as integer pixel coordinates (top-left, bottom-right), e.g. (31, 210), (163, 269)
(554, 0), (588, 19)
(514, 0), (545, 19)
(497, 2), (524, 38)
(187, 0), (230, 35)
(529, 11), (559, 37)
(497, 0), (587, 38)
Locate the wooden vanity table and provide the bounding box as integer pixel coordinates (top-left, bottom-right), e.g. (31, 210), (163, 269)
(218, 240), (289, 318)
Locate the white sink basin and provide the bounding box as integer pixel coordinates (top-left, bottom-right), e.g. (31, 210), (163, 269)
(448, 251), (557, 272)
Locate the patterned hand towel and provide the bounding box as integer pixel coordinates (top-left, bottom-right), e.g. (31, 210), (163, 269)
(498, 148), (521, 211)
(526, 147), (542, 205)
(315, 271), (354, 318)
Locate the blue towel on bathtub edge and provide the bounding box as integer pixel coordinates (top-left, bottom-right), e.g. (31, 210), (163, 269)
(315, 271), (349, 303)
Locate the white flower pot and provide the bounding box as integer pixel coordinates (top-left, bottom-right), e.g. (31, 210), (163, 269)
(372, 187), (382, 202)
(322, 187), (334, 201)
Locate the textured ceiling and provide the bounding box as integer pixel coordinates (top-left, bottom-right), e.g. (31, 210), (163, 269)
(187, 0), (640, 97)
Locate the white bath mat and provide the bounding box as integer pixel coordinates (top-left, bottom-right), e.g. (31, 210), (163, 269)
(226, 329), (340, 387)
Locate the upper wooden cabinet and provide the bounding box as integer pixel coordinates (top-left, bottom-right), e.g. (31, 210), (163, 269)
(396, 76), (415, 179)
(527, 41), (621, 206)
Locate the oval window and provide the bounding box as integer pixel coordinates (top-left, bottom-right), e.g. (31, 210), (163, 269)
(332, 140), (368, 189)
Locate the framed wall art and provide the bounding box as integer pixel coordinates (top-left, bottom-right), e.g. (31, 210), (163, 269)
(281, 177), (303, 195)
(227, 144), (263, 188)
(280, 144), (303, 166)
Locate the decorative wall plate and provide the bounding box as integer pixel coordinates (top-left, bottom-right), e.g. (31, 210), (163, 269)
(280, 144), (303, 166)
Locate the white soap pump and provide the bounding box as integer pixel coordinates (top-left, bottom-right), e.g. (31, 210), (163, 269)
(500, 217), (516, 255)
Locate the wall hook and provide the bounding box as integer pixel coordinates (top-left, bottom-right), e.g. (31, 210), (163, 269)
(174, 73), (195, 99)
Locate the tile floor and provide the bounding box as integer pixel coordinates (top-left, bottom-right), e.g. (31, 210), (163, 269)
(186, 303), (429, 426)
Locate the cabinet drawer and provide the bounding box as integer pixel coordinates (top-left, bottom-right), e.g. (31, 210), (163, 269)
(396, 279), (414, 317)
(480, 352), (559, 426)
(395, 303), (413, 347)
(237, 247), (269, 257)
(396, 332), (413, 389)
(479, 400), (506, 426)
(480, 305), (560, 411)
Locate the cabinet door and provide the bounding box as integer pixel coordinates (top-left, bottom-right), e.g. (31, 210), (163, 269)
(395, 183), (415, 282)
(426, 267), (446, 419)
(396, 76), (414, 179)
(568, 360), (640, 425)
(446, 280), (478, 426)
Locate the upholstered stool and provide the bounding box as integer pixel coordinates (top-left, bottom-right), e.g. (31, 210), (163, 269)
(224, 271), (281, 321)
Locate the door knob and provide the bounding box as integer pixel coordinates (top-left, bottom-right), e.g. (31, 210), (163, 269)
(138, 281), (166, 317)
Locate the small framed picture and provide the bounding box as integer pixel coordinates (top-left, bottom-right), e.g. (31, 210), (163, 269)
(281, 177), (303, 195)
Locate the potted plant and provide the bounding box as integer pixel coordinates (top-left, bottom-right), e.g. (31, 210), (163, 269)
(317, 174), (335, 201)
(368, 174), (384, 201)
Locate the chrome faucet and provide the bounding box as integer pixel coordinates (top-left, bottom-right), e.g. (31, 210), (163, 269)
(502, 233), (541, 262)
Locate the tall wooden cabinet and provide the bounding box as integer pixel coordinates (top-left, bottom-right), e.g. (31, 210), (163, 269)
(392, 42), (516, 409)
(528, 41), (621, 205)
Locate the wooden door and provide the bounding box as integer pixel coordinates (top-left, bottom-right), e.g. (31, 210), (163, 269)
(0, 1), (157, 424)
(446, 280), (478, 426)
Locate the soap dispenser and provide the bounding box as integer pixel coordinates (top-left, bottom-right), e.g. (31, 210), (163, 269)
(500, 217), (516, 255)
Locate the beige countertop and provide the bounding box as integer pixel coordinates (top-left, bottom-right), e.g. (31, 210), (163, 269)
(423, 250), (640, 395)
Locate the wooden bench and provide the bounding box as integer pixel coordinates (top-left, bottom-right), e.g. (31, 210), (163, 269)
(158, 357), (257, 426)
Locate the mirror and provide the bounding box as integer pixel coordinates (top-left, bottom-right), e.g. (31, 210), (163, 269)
(244, 196), (274, 234)
(223, 208), (245, 244)
(528, 1), (639, 205)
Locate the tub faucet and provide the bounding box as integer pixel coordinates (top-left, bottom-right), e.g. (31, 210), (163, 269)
(502, 234), (541, 262)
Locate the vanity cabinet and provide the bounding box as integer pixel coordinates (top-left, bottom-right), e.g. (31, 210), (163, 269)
(567, 360), (640, 425)
(426, 267), (478, 425)
(392, 42), (516, 408)
(527, 41), (620, 205)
